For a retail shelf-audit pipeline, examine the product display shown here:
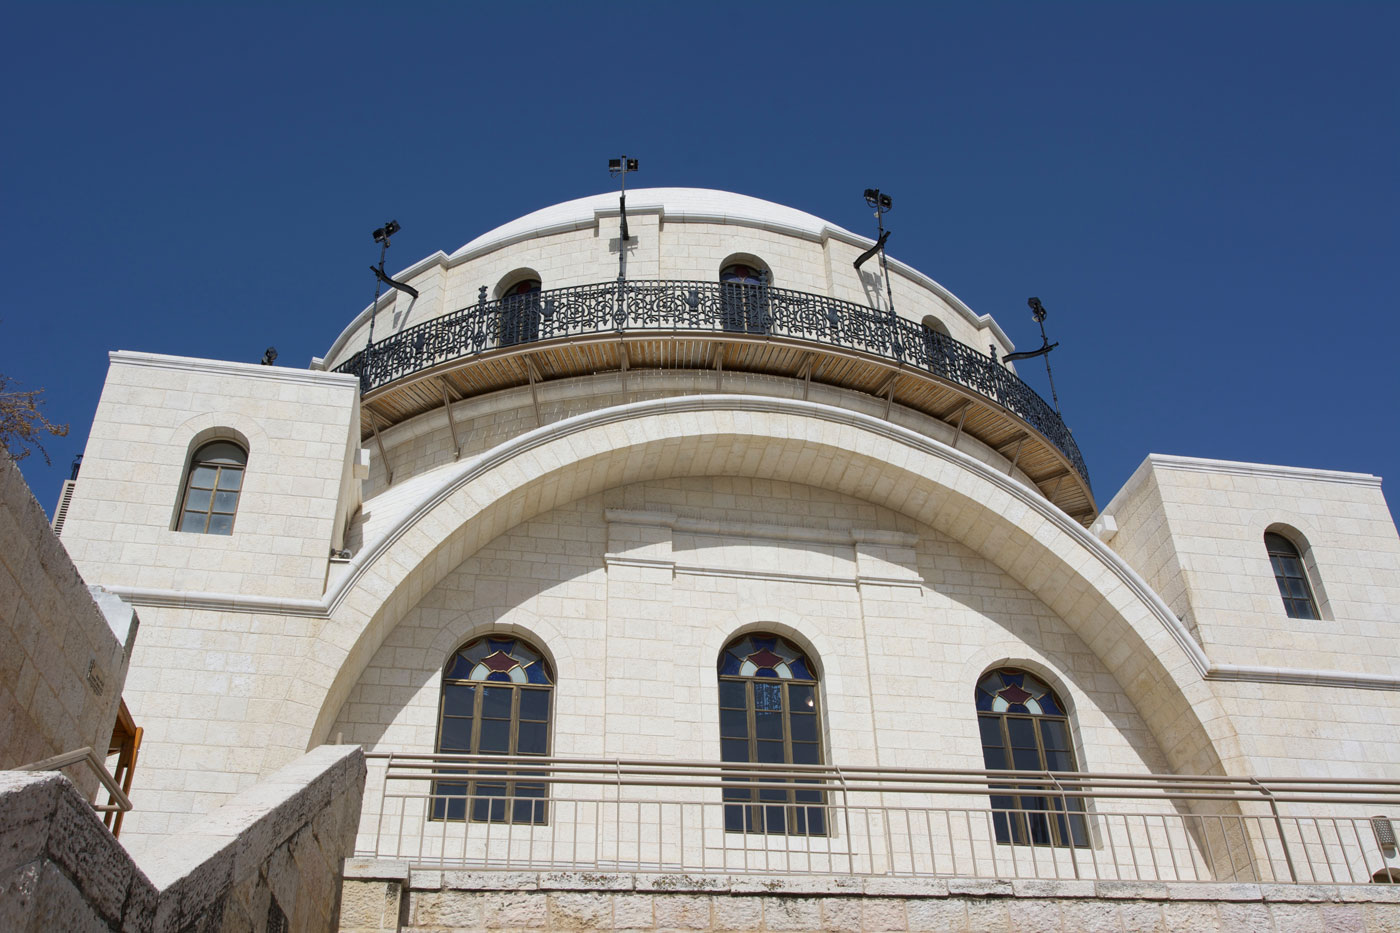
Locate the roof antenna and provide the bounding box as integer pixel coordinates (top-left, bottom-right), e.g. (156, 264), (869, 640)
(366, 220), (419, 346)
(1002, 297), (1062, 416)
(608, 156), (638, 282)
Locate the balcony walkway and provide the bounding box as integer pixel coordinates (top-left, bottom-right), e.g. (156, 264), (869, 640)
(334, 281), (1097, 523)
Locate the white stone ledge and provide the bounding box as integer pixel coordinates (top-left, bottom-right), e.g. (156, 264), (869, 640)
(1148, 453), (1383, 487)
(381, 865), (1400, 904)
(108, 349), (361, 389)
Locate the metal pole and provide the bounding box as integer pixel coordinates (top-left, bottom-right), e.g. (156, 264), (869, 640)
(368, 236), (387, 346)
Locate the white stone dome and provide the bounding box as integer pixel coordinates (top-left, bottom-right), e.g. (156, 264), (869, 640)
(449, 187), (858, 260)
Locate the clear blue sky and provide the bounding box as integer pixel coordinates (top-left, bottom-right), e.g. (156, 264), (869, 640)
(4, 3), (1398, 524)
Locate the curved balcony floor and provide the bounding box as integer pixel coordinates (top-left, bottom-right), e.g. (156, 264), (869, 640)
(337, 281), (1096, 523)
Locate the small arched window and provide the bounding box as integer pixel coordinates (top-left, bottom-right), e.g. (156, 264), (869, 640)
(719, 262), (770, 334)
(717, 633), (824, 835)
(1265, 532), (1320, 620)
(432, 636), (553, 823)
(497, 276), (542, 347)
(976, 668), (1087, 847)
(177, 441), (246, 535)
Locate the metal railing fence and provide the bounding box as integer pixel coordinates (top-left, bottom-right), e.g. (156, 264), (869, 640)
(356, 754), (1400, 885)
(332, 279), (1090, 489)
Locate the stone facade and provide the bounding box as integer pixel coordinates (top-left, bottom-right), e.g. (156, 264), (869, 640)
(0, 453), (135, 798)
(338, 871), (1400, 933)
(42, 189), (1400, 928)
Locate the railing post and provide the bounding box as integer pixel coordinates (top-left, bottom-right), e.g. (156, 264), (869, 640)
(1252, 777), (1298, 883)
(1049, 771), (1081, 880)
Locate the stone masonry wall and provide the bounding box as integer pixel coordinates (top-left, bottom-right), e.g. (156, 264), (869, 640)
(0, 453), (134, 798)
(0, 744), (365, 932)
(338, 868), (1400, 933)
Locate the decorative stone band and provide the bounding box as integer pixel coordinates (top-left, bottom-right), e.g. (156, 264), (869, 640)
(101, 394), (1400, 692)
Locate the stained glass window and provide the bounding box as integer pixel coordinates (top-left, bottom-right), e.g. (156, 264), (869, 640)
(718, 634), (825, 836)
(975, 669), (1087, 847)
(1265, 532), (1320, 620)
(177, 441), (246, 535)
(719, 263), (770, 334)
(499, 277), (542, 347)
(432, 636), (552, 823)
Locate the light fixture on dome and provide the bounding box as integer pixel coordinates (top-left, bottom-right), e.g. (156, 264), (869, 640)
(366, 218), (419, 346)
(609, 156), (639, 281)
(1002, 296), (1062, 416)
(855, 187), (898, 331)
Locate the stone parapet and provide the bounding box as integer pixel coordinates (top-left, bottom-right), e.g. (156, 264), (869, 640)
(0, 744), (365, 932)
(338, 865), (1400, 932)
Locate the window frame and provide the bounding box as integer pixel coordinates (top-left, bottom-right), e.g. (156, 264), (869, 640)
(719, 261), (772, 335)
(1264, 531), (1321, 620)
(717, 633), (827, 837)
(175, 440), (247, 535)
(431, 637), (554, 824)
(976, 668), (1088, 848)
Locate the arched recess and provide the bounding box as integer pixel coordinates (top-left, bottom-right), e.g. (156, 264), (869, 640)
(289, 395), (1244, 782)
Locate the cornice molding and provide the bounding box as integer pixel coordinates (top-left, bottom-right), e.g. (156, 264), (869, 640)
(1148, 454), (1382, 487)
(109, 351), (361, 390)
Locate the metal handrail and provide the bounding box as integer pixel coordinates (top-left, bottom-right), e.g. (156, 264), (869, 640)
(17, 745), (133, 814)
(360, 753), (1400, 883)
(332, 279), (1090, 490)
(368, 753), (1400, 807)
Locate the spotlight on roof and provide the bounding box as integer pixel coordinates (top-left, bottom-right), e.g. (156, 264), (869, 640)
(609, 157), (639, 174)
(260, 347), (278, 366)
(372, 220), (401, 244)
(1028, 296), (1047, 322)
(864, 188), (892, 211)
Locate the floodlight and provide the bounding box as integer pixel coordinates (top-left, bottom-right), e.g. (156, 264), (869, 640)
(864, 189), (892, 211)
(1028, 297), (1046, 322)
(373, 220), (401, 243)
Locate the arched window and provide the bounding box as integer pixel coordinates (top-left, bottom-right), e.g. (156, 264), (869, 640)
(976, 668), (1087, 847)
(920, 315), (953, 376)
(717, 633), (824, 835)
(432, 636), (553, 823)
(497, 276), (542, 348)
(719, 262), (770, 334)
(177, 441), (246, 535)
(1265, 532), (1320, 620)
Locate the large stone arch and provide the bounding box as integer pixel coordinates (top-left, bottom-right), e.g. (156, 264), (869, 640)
(285, 395), (1243, 779)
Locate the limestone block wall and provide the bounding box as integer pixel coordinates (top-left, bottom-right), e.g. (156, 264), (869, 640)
(1102, 455), (1400, 675)
(332, 476), (1181, 863)
(0, 744), (364, 933)
(0, 454), (135, 797)
(338, 869), (1400, 933)
(61, 352), (362, 599)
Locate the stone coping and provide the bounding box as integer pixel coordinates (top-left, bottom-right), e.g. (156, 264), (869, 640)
(343, 864), (1400, 905)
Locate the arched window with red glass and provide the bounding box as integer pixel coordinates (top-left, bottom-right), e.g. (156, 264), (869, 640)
(717, 633), (825, 836)
(719, 261), (770, 334)
(975, 668), (1087, 847)
(497, 274), (542, 347)
(432, 636), (553, 823)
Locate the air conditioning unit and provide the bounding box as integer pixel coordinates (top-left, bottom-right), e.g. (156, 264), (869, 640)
(51, 479), (77, 536)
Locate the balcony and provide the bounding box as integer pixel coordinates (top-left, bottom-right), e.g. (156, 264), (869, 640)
(333, 280), (1096, 522)
(358, 754), (1400, 885)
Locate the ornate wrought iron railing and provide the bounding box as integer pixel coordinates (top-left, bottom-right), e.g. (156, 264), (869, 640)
(333, 280), (1089, 488)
